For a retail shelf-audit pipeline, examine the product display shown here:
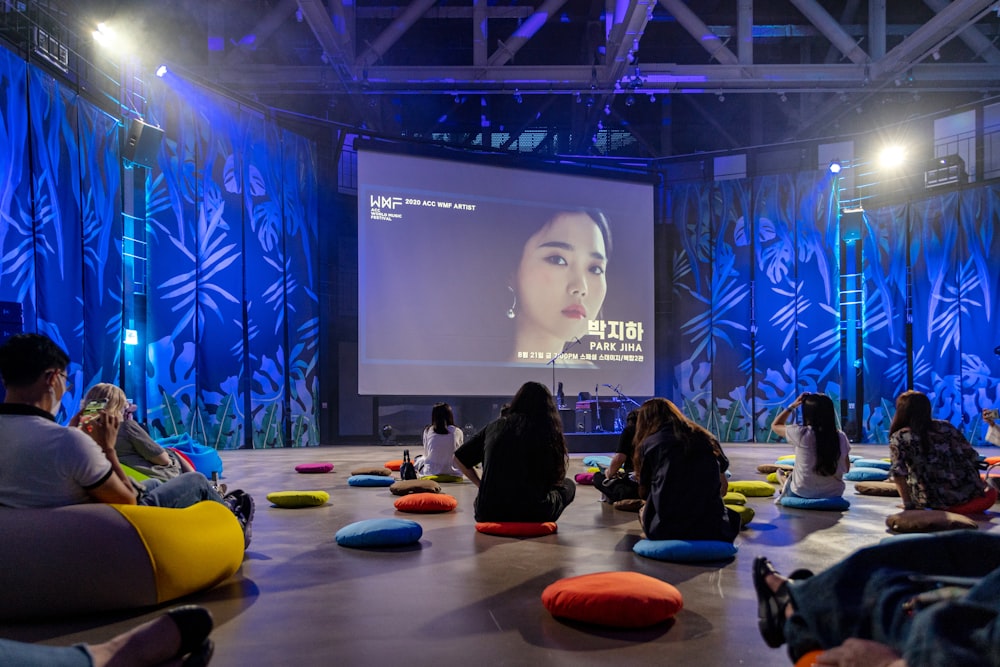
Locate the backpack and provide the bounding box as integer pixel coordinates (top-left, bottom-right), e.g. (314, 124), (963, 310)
(399, 449), (418, 480)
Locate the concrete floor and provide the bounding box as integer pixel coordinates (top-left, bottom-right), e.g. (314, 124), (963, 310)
(2, 443), (998, 666)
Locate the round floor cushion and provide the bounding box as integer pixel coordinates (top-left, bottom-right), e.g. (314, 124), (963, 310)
(541, 571), (683, 628)
(778, 495), (850, 511)
(853, 458), (891, 470)
(885, 509), (978, 533)
(728, 480), (776, 497)
(633, 539), (739, 562)
(574, 472), (595, 485)
(757, 463), (794, 475)
(946, 486), (998, 514)
(844, 467), (889, 482)
(348, 474), (396, 487)
(614, 498), (644, 512)
(726, 503), (755, 528)
(350, 466), (391, 476)
(582, 455), (612, 468)
(475, 521), (558, 537)
(390, 479), (441, 495)
(420, 474), (464, 483)
(335, 518), (423, 548)
(394, 493), (458, 513)
(266, 490), (330, 508)
(383, 459), (403, 471)
(854, 481), (899, 497)
(723, 491), (747, 505)
(295, 462), (334, 474)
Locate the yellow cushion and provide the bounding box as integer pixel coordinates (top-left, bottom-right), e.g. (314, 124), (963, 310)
(726, 503), (755, 528)
(266, 490), (330, 508)
(722, 491), (747, 505)
(728, 480), (776, 497)
(420, 474), (464, 483)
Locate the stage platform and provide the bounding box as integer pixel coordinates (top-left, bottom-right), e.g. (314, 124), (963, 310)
(565, 431), (620, 453)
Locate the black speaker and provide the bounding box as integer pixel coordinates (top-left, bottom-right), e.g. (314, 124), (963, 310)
(123, 119), (164, 168)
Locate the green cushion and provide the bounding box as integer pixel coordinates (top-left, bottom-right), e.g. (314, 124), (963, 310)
(722, 491), (747, 505)
(121, 464), (151, 482)
(726, 503), (755, 528)
(266, 490), (330, 508)
(728, 480), (776, 497)
(420, 474), (464, 483)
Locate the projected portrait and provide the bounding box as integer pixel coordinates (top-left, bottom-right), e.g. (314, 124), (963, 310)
(506, 208), (611, 367)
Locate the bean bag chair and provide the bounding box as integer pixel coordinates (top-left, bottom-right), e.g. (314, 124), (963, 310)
(0, 501), (243, 620)
(157, 434), (223, 478)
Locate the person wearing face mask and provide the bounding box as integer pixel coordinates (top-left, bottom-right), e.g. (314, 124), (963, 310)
(0, 334), (254, 547)
(506, 208), (611, 366)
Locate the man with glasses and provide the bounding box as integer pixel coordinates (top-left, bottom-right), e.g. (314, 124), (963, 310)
(0, 333), (254, 547)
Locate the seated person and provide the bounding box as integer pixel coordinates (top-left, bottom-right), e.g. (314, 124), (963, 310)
(454, 381), (575, 522)
(633, 398), (739, 542)
(753, 531), (1000, 666)
(416, 402), (464, 477)
(82, 383), (194, 482)
(771, 392), (851, 500)
(888, 390), (986, 510)
(592, 409), (641, 502)
(985, 407), (1000, 446)
(0, 334), (254, 547)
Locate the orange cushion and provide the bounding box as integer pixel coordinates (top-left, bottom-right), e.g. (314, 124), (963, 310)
(394, 493), (457, 513)
(475, 521), (557, 537)
(541, 572), (683, 628)
(384, 459), (403, 471)
(946, 486), (997, 514)
(795, 650), (824, 667)
(985, 456), (1000, 465)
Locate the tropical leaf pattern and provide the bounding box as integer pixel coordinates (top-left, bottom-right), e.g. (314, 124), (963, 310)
(0, 44), (319, 447)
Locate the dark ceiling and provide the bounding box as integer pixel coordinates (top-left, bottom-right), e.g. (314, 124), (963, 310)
(34, 0), (1000, 158)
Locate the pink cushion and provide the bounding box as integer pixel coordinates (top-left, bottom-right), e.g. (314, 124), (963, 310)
(946, 486), (997, 514)
(394, 493), (457, 513)
(542, 572), (683, 628)
(475, 521), (557, 537)
(295, 462), (334, 474)
(574, 472), (595, 485)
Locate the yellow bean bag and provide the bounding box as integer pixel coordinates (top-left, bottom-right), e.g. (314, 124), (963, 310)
(0, 501), (243, 620)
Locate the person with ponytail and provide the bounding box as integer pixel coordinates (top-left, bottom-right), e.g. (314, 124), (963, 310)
(888, 390), (985, 510)
(631, 398), (739, 542)
(771, 392), (851, 500)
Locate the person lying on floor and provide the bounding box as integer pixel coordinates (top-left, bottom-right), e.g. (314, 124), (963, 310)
(753, 531), (1000, 666)
(0, 333), (254, 548)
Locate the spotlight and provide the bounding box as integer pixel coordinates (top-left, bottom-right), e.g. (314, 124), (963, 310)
(155, 64), (167, 78)
(648, 93), (656, 102)
(779, 92), (787, 102)
(828, 160), (842, 174)
(625, 93), (635, 107)
(603, 104), (611, 115)
(716, 92), (725, 102)
(513, 89), (522, 104)
(92, 21), (114, 47)
(878, 145), (906, 170)
(574, 92), (581, 104)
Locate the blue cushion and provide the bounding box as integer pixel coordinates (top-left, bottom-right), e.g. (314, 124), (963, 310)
(347, 474), (396, 487)
(853, 458), (891, 470)
(582, 455), (612, 468)
(335, 519), (423, 548)
(633, 539), (738, 562)
(778, 495), (850, 511)
(844, 467), (889, 482)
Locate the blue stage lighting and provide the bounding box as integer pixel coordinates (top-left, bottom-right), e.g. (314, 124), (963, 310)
(155, 65), (167, 78)
(829, 160), (842, 174)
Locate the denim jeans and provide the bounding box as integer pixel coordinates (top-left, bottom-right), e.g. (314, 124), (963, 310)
(137, 472), (224, 508)
(0, 641), (92, 666)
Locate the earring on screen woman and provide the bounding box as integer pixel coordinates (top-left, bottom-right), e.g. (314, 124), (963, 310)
(507, 286), (517, 319)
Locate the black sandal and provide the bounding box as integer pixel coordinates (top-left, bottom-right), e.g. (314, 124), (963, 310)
(752, 557), (791, 648)
(166, 606), (214, 658)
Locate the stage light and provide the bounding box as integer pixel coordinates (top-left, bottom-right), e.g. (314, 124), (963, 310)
(513, 89), (522, 104)
(92, 22), (114, 47)
(716, 91), (725, 102)
(779, 92), (787, 102)
(878, 145), (906, 170)
(648, 93), (655, 102)
(625, 93), (635, 107)
(829, 160), (842, 174)
(155, 65), (167, 78)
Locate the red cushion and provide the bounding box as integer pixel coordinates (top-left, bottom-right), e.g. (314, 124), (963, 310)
(384, 459), (403, 471)
(541, 571), (683, 628)
(167, 447), (196, 471)
(295, 462), (334, 474)
(394, 493), (457, 513)
(574, 472), (595, 485)
(947, 486), (997, 514)
(475, 521), (557, 537)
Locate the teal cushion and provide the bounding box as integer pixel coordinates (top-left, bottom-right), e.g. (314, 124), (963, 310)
(582, 455), (612, 468)
(844, 467), (889, 482)
(633, 539), (738, 562)
(853, 458), (891, 470)
(335, 519), (423, 548)
(778, 495), (850, 511)
(347, 474), (396, 487)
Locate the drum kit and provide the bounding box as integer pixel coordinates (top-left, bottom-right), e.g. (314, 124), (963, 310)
(561, 383), (640, 434)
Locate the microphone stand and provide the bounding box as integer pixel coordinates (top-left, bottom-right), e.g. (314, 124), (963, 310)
(594, 382), (602, 431)
(547, 338), (582, 402)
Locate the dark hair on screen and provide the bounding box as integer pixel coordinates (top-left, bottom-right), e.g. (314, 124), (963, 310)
(507, 381), (567, 482)
(0, 333), (70, 389)
(427, 402), (455, 435)
(800, 393), (841, 476)
(889, 390), (933, 453)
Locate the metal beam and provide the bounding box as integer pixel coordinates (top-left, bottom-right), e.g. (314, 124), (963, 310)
(869, 0), (998, 80)
(297, 0), (352, 72)
(869, 0), (886, 59)
(487, 0), (570, 67)
(788, 0), (869, 64)
(656, 0), (738, 65)
(738, 0), (753, 65)
(923, 0), (1000, 64)
(602, 0), (653, 86)
(357, 0), (439, 68)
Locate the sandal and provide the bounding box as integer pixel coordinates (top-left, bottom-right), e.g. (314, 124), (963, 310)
(166, 606), (214, 657)
(752, 557), (791, 648)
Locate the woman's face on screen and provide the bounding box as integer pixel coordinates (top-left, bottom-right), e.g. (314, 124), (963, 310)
(514, 212), (608, 345)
